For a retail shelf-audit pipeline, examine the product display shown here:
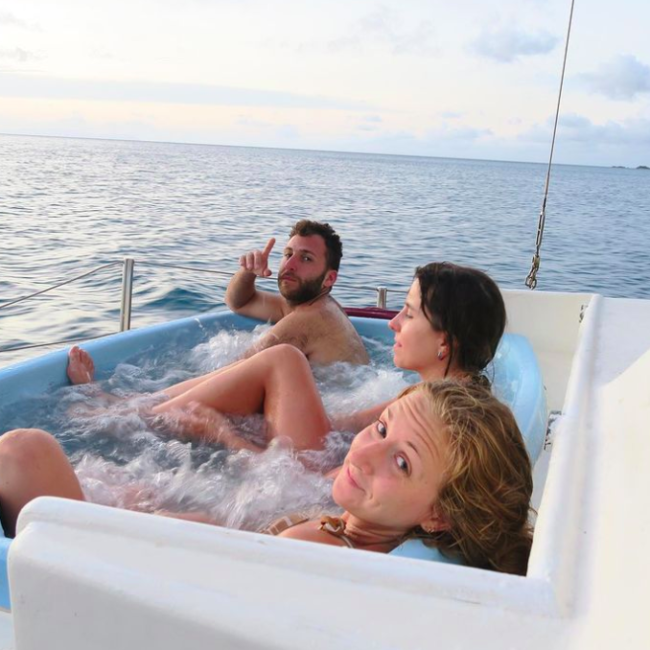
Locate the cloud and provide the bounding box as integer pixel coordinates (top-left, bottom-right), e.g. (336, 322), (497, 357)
(351, 123), (494, 156)
(234, 116), (301, 142)
(0, 73), (371, 110)
(355, 115), (383, 132)
(4, 108), (647, 167)
(559, 114), (650, 146)
(576, 55), (650, 100)
(517, 112), (650, 165)
(431, 124), (494, 141)
(327, 6), (439, 57)
(236, 114), (274, 128)
(0, 11), (28, 27)
(275, 124), (301, 140)
(470, 27), (559, 63)
(351, 116), (649, 166)
(0, 48), (38, 63)
(0, 10), (39, 31)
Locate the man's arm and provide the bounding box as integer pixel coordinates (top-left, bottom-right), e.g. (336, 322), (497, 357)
(225, 269), (285, 323)
(242, 309), (315, 359)
(224, 238), (286, 323)
(153, 402), (265, 452)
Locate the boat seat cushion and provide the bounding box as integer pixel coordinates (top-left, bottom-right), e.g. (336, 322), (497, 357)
(490, 333), (548, 465)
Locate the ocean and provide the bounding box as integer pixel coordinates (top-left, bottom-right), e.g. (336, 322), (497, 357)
(2, 133), (650, 369)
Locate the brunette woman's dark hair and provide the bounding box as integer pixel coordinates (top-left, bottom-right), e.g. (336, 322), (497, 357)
(414, 262), (506, 380)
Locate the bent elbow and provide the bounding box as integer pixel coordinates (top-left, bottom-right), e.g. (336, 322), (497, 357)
(224, 290), (246, 313)
(224, 292), (237, 311)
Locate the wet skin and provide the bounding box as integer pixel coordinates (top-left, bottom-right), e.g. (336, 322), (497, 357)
(277, 234), (336, 304)
(388, 280), (450, 381)
(332, 391), (448, 533)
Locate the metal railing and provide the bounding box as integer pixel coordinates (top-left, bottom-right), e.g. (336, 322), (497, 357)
(0, 258), (400, 354)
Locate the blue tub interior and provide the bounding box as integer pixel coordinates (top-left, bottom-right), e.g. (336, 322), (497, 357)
(0, 309), (548, 605)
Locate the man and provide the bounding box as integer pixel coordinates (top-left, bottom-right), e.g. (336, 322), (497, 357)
(225, 220), (369, 365)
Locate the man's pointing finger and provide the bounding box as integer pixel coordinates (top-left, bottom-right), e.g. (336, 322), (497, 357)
(263, 238), (276, 258)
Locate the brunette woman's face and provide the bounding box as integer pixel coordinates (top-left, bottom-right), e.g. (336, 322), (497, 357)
(388, 280), (446, 380)
(332, 391), (448, 532)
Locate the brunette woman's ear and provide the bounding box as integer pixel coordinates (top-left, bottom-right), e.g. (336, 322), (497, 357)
(436, 333), (458, 363)
(436, 338), (451, 362)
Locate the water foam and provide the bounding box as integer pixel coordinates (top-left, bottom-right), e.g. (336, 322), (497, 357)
(48, 328), (409, 531)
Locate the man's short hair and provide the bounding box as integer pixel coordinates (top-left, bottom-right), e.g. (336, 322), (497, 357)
(289, 220), (343, 271)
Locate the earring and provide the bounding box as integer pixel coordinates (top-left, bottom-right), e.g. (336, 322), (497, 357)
(437, 350), (444, 361)
(422, 525), (437, 534)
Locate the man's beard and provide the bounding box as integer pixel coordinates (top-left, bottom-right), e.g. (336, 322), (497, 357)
(277, 270), (328, 305)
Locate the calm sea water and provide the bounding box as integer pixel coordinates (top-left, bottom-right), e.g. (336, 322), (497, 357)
(2, 133), (650, 368)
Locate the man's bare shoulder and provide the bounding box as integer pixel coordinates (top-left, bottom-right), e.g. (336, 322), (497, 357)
(281, 298), (350, 333)
(286, 299), (336, 322)
(269, 305), (325, 341)
(279, 298), (370, 365)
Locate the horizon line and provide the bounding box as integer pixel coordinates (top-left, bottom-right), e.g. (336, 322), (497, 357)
(0, 130), (629, 170)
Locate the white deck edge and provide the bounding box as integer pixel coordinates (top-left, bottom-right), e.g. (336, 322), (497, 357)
(525, 294), (601, 612)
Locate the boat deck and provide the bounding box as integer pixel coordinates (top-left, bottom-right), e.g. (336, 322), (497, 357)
(2, 291), (649, 649)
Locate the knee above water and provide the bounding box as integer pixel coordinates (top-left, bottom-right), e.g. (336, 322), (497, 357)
(268, 343), (308, 364)
(0, 428), (62, 466)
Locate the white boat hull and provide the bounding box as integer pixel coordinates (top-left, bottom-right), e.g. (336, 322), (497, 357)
(2, 290), (649, 649)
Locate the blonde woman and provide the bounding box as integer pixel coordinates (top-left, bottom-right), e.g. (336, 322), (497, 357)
(0, 381), (533, 575)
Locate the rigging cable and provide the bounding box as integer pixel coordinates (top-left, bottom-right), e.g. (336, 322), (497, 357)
(525, 0), (577, 289)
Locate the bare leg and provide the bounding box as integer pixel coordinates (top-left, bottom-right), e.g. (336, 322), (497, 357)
(66, 346), (126, 414)
(66, 345), (331, 451)
(66, 346), (240, 403)
(0, 429), (84, 538)
(152, 344), (331, 451)
(157, 360), (246, 400)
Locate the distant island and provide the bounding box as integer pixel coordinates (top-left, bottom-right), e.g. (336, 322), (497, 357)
(612, 165), (649, 170)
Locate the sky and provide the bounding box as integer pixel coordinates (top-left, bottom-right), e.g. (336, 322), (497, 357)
(1, 0), (649, 166)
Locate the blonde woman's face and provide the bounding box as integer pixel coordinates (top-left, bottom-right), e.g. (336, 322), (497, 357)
(332, 391), (448, 532)
(388, 280), (446, 380)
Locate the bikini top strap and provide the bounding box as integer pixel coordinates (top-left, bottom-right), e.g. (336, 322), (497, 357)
(263, 513), (355, 549)
(263, 513), (311, 536)
(319, 515), (355, 549)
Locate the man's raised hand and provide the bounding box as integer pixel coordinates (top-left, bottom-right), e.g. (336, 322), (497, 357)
(239, 237), (276, 278)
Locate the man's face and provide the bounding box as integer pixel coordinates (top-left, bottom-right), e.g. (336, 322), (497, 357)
(277, 234), (337, 304)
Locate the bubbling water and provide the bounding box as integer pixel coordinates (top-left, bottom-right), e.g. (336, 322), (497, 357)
(46, 328), (410, 532)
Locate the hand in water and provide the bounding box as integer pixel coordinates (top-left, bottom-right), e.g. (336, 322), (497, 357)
(239, 237), (275, 278)
(152, 402), (264, 452)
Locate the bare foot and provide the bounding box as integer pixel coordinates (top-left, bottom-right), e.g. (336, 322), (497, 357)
(67, 346), (95, 385)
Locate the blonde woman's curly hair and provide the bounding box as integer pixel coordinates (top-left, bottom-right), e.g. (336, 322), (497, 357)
(403, 380), (534, 575)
